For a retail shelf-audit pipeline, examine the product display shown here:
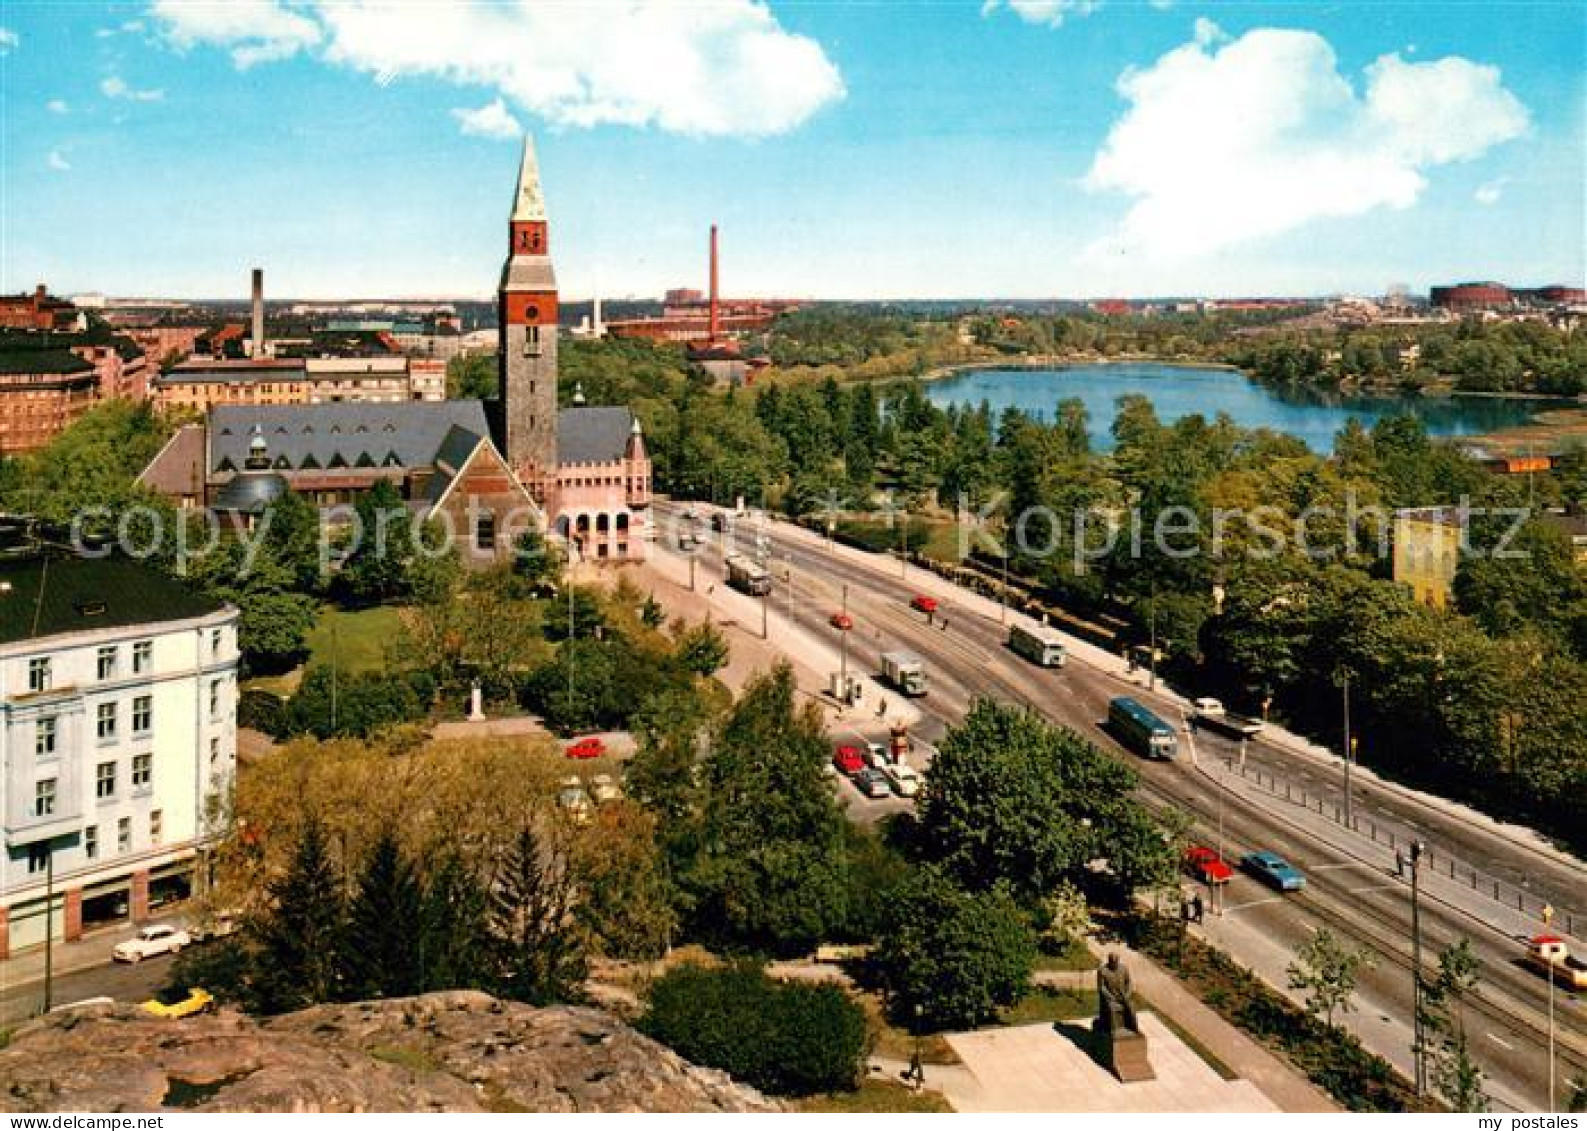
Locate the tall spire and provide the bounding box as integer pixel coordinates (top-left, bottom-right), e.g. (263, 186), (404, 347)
(511, 134), (547, 223)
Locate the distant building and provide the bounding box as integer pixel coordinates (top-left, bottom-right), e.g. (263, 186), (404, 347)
(1392, 507), (1465, 609)
(0, 535), (239, 957)
(1539, 508), (1587, 565)
(1430, 282), (1586, 313)
(0, 326), (151, 456)
(0, 285), (82, 332)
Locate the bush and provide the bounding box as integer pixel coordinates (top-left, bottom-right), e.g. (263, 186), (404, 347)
(280, 666), (433, 739)
(640, 962), (868, 1097)
(238, 688), (288, 737)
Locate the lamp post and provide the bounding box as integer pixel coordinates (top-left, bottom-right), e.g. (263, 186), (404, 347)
(1409, 839), (1426, 1097)
(1000, 550), (1010, 626)
(1341, 669), (1354, 828)
(839, 583), (850, 701)
(909, 1003), (925, 1092)
(899, 508), (909, 580)
(1543, 902), (1557, 1112)
(1147, 590), (1158, 691)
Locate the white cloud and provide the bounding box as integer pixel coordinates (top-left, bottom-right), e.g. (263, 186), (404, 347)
(47, 99), (69, 114)
(1084, 27), (1529, 260)
(1475, 177), (1509, 205)
(451, 97), (521, 140)
(145, 0), (843, 137)
(983, 0), (1101, 28)
(47, 150), (71, 172)
(150, 0), (321, 67)
(0, 27), (18, 54)
(101, 75), (166, 101)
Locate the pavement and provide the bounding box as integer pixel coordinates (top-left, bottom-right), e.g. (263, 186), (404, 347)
(0, 913), (184, 1023)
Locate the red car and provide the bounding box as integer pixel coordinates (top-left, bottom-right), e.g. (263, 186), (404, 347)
(566, 736), (606, 760)
(910, 595), (939, 615)
(832, 745), (865, 775)
(1184, 845), (1233, 885)
(829, 611), (854, 631)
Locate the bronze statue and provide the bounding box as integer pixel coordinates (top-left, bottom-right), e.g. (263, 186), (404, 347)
(1096, 953), (1140, 1035)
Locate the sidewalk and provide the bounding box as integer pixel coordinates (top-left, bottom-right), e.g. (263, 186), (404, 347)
(1, 910), (182, 995)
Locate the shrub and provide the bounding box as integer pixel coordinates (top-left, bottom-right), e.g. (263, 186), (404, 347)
(640, 962), (868, 1097)
(238, 687), (288, 737)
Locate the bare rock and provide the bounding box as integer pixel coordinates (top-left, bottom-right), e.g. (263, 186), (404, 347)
(0, 994), (779, 1113)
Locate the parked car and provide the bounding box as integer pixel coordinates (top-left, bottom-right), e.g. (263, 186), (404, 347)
(49, 996), (115, 1014)
(112, 924), (192, 963)
(565, 736), (605, 760)
(883, 762), (922, 798)
(829, 611), (854, 631)
(557, 777), (592, 823)
(189, 910), (240, 944)
(909, 594), (939, 615)
(1184, 845), (1233, 885)
(852, 767), (892, 799)
(589, 773), (621, 805)
(1240, 850), (1306, 891)
(865, 740), (889, 766)
(140, 986), (215, 1019)
(832, 745), (865, 776)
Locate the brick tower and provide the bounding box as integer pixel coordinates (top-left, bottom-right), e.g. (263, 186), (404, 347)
(497, 134), (559, 496)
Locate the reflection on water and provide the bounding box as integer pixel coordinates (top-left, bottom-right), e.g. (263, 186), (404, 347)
(923, 363), (1551, 453)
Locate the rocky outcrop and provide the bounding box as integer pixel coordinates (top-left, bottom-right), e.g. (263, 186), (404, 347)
(0, 991), (779, 1113)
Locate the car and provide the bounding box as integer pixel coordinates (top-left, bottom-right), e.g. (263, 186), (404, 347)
(1192, 697), (1226, 717)
(189, 910), (240, 943)
(140, 986), (215, 1020)
(1240, 850), (1306, 891)
(832, 745), (865, 776)
(565, 736), (605, 760)
(49, 996), (116, 1014)
(829, 611), (854, 631)
(865, 740), (888, 766)
(1184, 845), (1233, 885)
(557, 777), (593, 823)
(112, 924), (192, 963)
(678, 531), (700, 550)
(909, 594), (939, 615)
(852, 767), (892, 799)
(883, 762), (922, 798)
(589, 773), (622, 805)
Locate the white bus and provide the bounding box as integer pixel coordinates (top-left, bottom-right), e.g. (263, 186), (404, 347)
(1008, 621), (1066, 667)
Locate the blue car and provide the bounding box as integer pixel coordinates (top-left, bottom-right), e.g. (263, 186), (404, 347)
(1241, 851), (1306, 892)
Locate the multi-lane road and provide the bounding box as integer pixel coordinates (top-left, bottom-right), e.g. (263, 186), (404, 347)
(660, 502), (1585, 1112)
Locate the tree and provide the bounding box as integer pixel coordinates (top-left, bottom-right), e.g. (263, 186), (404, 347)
(575, 806), (677, 960)
(1286, 928), (1370, 1029)
(488, 824), (587, 1005)
(680, 664), (850, 953)
(418, 850), (492, 993)
(513, 528), (565, 590)
(915, 699), (1158, 902)
(674, 619), (729, 678)
(1421, 939), (1488, 1112)
(337, 479), (416, 605)
(253, 817), (347, 1013)
(1036, 879), (1094, 955)
(875, 864), (1035, 1030)
(345, 828), (425, 1000)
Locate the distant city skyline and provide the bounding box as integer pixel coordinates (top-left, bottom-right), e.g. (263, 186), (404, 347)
(2, 1), (1582, 301)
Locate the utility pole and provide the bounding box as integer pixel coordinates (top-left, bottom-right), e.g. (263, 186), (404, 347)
(1342, 670), (1353, 828)
(1409, 840), (1426, 1097)
(761, 585), (768, 640)
(1000, 551), (1010, 626)
(839, 582), (850, 699)
(1544, 903), (1557, 1112)
(329, 625), (339, 733)
(900, 509), (909, 580)
(42, 847), (55, 1012)
(1147, 586), (1158, 692)
(567, 542), (578, 704)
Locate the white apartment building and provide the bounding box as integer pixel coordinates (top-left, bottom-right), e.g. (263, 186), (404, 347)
(1, 550), (239, 957)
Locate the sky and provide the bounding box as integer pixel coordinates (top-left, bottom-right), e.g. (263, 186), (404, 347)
(0, 1), (1582, 301)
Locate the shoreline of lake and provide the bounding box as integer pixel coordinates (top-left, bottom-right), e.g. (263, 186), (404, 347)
(920, 360), (1565, 454)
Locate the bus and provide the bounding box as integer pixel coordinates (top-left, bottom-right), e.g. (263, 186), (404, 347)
(724, 553), (772, 596)
(1108, 696), (1178, 760)
(1008, 621), (1066, 667)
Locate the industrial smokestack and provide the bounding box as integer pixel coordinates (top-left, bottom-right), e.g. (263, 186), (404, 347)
(250, 268), (265, 357)
(708, 225), (720, 342)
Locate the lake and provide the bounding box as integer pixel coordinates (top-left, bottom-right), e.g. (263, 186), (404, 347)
(922, 363), (1551, 453)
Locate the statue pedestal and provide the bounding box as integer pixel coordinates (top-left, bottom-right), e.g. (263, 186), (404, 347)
(1096, 1025), (1155, 1083)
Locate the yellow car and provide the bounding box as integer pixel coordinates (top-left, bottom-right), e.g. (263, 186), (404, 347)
(139, 986), (215, 1019)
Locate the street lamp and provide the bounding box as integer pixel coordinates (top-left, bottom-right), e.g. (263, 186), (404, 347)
(1409, 839), (1426, 1097)
(839, 583), (850, 701)
(1340, 669), (1353, 828)
(1543, 902), (1557, 1112)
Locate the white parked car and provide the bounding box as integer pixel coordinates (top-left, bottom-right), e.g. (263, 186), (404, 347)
(865, 741), (888, 766)
(112, 924), (192, 963)
(589, 773), (622, 805)
(557, 777), (593, 824)
(883, 763), (922, 798)
(1192, 697), (1226, 717)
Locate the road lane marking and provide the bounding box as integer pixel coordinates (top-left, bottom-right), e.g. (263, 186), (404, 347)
(1310, 862), (1374, 872)
(1224, 897), (1285, 913)
(1487, 1033), (1514, 1051)
(1349, 884), (1402, 894)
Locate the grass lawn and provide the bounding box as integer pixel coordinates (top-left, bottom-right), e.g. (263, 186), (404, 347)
(1034, 942), (1099, 972)
(797, 1078), (953, 1113)
(859, 993), (960, 1066)
(997, 986), (1098, 1027)
(306, 606), (407, 674)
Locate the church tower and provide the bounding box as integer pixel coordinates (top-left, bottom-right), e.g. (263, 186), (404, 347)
(497, 134), (559, 495)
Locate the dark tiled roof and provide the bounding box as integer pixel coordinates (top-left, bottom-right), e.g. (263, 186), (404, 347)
(209, 401), (492, 474)
(558, 405), (633, 465)
(0, 552), (226, 646)
(0, 349), (94, 376)
(422, 425), (489, 506)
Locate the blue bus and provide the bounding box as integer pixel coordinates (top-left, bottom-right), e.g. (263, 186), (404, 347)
(1108, 696), (1178, 760)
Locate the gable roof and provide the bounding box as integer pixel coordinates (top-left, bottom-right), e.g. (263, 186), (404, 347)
(209, 401), (492, 474)
(558, 405), (633, 465)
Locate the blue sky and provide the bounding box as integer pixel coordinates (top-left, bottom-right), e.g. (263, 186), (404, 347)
(1, 1), (1581, 301)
